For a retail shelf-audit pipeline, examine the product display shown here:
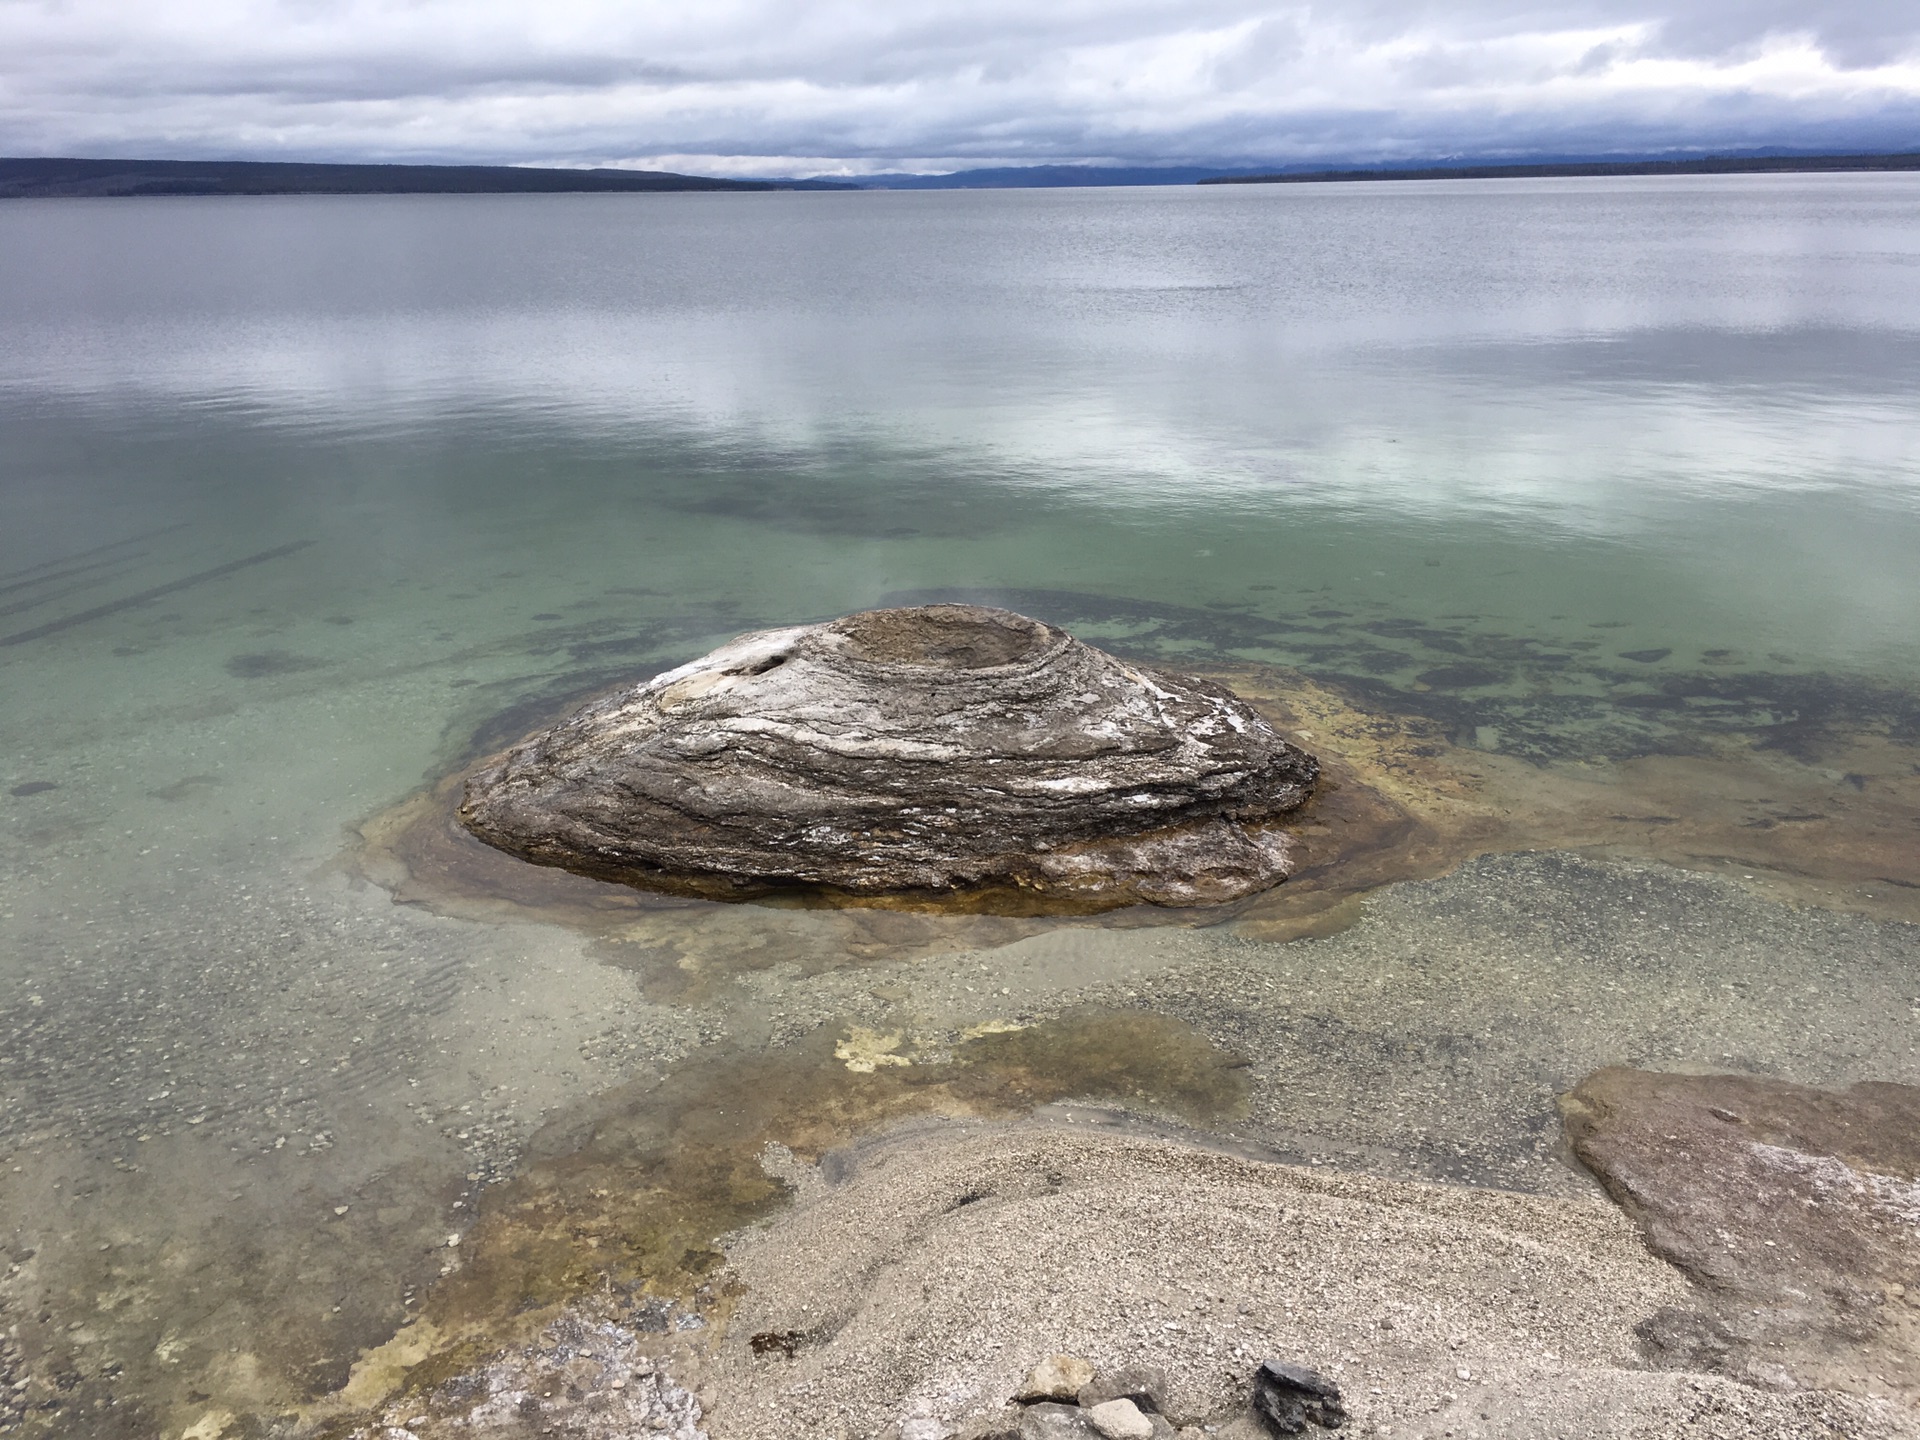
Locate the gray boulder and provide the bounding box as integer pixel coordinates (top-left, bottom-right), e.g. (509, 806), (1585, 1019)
(461, 605), (1317, 908)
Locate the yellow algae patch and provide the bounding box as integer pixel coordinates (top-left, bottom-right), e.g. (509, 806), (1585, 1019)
(331, 1318), (454, 1411)
(1217, 666), (1484, 816)
(177, 1410), (235, 1440)
(835, 1027), (913, 1072)
(1208, 664), (1920, 934)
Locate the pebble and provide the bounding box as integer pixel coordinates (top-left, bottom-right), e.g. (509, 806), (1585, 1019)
(1086, 1398), (1153, 1440)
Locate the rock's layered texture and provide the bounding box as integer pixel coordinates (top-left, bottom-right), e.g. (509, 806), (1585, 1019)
(460, 605), (1317, 906)
(1562, 1067), (1920, 1401)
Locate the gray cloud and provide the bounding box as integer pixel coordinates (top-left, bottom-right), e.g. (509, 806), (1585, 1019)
(0, 0), (1915, 174)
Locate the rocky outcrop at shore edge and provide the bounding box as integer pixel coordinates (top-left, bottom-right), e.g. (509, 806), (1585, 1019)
(1562, 1066), (1920, 1403)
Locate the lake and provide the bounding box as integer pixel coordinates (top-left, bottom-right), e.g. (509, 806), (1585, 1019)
(2, 175), (1919, 1438)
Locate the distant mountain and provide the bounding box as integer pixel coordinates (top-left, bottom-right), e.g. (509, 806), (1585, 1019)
(860, 151), (1920, 190)
(0, 157), (857, 199)
(1202, 152), (1920, 185)
(857, 165), (1256, 189)
(12, 151), (1914, 201)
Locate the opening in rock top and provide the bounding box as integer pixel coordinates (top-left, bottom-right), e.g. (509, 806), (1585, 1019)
(832, 605), (1054, 670)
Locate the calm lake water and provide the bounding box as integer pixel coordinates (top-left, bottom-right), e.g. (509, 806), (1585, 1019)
(3, 175), (1920, 1438)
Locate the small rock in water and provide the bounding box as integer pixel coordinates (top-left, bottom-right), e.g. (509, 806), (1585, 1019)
(1016, 1355), (1098, 1404)
(1252, 1359), (1346, 1434)
(1086, 1398), (1154, 1440)
(1079, 1364), (1170, 1416)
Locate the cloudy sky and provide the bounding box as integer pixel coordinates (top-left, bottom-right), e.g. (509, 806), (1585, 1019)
(3, 0), (1917, 176)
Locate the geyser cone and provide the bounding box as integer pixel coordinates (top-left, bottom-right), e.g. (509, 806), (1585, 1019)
(459, 604), (1318, 906)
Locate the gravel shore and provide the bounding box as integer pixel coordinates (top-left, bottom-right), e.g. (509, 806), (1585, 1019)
(705, 1119), (1915, 1440)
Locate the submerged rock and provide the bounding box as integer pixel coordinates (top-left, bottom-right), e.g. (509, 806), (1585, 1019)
(460, 605), (1317, 907)
(1562, 1066), (1920, 1402)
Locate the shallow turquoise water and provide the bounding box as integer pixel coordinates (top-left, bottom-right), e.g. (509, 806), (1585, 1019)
(6, 178), (1920, 702)
(1, 175), (1919, 1436)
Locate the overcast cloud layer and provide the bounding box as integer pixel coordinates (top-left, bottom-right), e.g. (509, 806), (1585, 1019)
(2, 0), (1918, 175)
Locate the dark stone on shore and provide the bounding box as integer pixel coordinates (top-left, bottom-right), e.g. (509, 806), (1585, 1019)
(1562, 1066), (1920, 1402)
(747, 1328), (805, 1359)
(460, 605), (1317, 907)
(1252, 1359), (1345, 1433)
(1078, 1362), (1170, 1414)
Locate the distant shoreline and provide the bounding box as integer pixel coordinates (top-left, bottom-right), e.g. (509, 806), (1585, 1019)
(6, 151), (1918, 199)
(1200, 152), (1920, 185)
(0, 156), (856, 199)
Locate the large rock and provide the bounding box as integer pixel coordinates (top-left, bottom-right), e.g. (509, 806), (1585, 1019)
(1562, 1067), (1920, 1402)
(460, 605), (1317, 907)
